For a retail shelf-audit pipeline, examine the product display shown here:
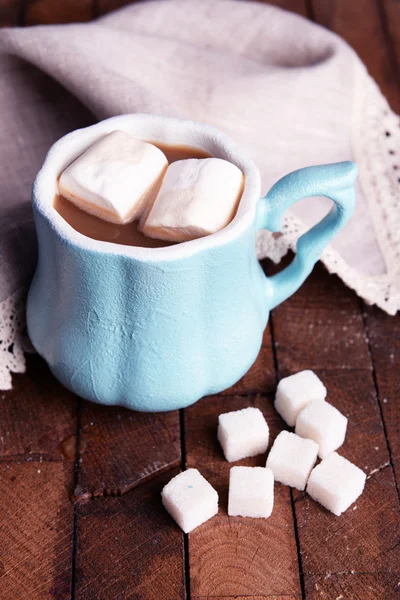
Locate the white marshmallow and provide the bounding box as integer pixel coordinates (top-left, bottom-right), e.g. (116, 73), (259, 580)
(161, 468), (218, 533)
(266, 431), (319, 491)
(217, 407), (269, 463)
(59, 130), (168, 224)
(140, 158), (243, 242)
(228, 466), (274, 518)
(295, 400), (347, 459)
(307, 452), (366, 516)
(275, 370), (327, 427)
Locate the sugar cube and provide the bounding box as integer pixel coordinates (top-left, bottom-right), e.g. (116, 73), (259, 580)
(228, 466), (274, 518)
(59, 130), (168, 224)
(307, 452), (366, 515)
(161, 468), (218, 533)
(266, 431), (319, 491)
(275, 370), (327, 427)
(295, 400), (347, 458)
(218, 407), (269, 463)
(140, 158), (244, 242)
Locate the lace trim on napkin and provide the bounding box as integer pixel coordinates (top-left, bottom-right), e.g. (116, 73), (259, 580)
(0, 290), (33, 390)
(257, 71), (400, 315)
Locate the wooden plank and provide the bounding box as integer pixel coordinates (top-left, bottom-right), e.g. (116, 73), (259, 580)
(0, 0), (20, 26)
(383, 0), (400, 76)
(270, 264), (400, 599)
(194, 597), (296, 600)
(97, 0), (307, 19)
(364, 307), (400, 491)
(0, 356), (77, 598)
(0, 461), (74, 600)
(97, 0), (134, 17)
(74, 402), (181, 500)
(0, 355), (78, 461)
(220, 324), (275, 395)
(185, 394), (301, 598)
(24, 0), (94, 25)
(271, 261), (371, 374)
(304, 573), (400, 600)
(311, 0), (400, 113)
(74, 469), (185, 600)
(296, 466), (400, 574)
(293, 368), (400, 576)
(257, 0), (307, 15)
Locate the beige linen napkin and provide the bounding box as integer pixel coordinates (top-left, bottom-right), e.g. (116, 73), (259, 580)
(0, 0), (399, 389)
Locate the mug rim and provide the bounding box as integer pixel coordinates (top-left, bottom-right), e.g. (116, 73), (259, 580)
(33, 113), (261, 261)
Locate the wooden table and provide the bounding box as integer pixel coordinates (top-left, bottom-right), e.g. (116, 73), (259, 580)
(1, 1), (400, 598)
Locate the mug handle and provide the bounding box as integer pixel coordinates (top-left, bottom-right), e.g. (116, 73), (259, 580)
(257, 161), (358, 309)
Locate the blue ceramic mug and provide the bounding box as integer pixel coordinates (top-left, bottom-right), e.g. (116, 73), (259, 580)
(27, 114), (357, 412)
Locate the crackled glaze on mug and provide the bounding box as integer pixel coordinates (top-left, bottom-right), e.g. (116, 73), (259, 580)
(27, 114), (357, 411)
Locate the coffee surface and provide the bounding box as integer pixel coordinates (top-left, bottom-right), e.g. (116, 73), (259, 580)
(54, 143), (211, 248)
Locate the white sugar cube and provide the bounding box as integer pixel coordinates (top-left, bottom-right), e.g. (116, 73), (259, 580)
(266, 431), (319, 491)
(59, 130), (168, 224)
(218, 407), (269, 463)
(228, 466), (274, 518)
(307, 452), (366, 516)
(275, 370), (327, 427)
(161, 468), (218, 533)
(140, 158), (244, 242)
(295, 400), (347, 459)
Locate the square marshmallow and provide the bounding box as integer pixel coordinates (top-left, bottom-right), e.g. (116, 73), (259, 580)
(59, 130), (168, 224)
(266, 431), (319, 491)
(228, 466), (274, 518)
(218, 407), (269, 462)
(275, 370), (327, 427)
(295, 400), (347, 459)
(140, 158), (244, 242)
(307, 452), (366, 516)
(161, 468), (218, 533)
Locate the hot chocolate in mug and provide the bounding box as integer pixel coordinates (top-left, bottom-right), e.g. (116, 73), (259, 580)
(27, 114), (357, 412)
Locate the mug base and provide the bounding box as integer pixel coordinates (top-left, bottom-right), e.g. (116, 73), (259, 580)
(45, 340), (263, 413)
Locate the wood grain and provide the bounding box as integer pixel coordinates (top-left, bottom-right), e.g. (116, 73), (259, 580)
(74, 401), (180, 500)
(0, 355), (78, 461)
(193, 597), (296, 600)
(304, 573), (400, 600)
(0, 356), (77, 599)
(96, 0), (134, 17)
(311, 0), (400, 113)
(24, 0), (94, 25)
(0, 461), (74, 600)
(185, 394), (301, 598)
(257, 0), (307, 16)
(383, 0), (400, 77)
(296, 466), (400, 575)
(17, 0), (309, 24)
(0, 0), (20, 26)
(365, 307), (400, 492)
(291, 370), (400, 578)
(270, 263), (400, 598)
(271, 261), (371, 374)
(74, 469), (185, 600)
